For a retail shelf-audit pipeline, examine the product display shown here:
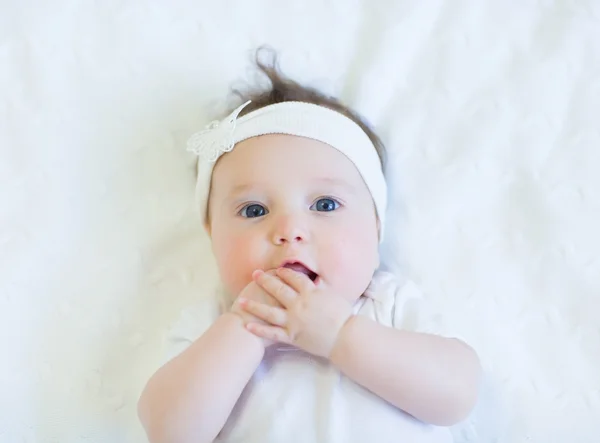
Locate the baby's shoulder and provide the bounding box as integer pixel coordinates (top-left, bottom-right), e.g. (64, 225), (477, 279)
(360, 270), (439, 332)
(364, 270), (424, 304)
(363, 270), (465, 341)
(162, 291), (222, 362)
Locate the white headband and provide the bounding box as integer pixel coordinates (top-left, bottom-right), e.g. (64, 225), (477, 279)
(187, 100), (387, 241)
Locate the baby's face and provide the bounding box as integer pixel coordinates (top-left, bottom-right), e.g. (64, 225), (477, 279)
(207, 134), (380, 303)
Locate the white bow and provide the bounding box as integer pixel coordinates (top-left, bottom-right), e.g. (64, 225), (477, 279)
(186, 100), (251, 162)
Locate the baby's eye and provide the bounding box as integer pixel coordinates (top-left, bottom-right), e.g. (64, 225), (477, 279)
(239, 203), (268, 218)
(310, 197), (340, 212)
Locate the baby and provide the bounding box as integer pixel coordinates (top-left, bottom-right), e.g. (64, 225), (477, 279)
(138, 56), (481, 443)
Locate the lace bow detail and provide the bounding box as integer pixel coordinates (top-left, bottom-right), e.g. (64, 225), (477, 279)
(186, 100), (251, 162)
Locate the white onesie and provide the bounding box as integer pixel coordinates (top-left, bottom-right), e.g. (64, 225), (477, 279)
(165, 270), (456, 443)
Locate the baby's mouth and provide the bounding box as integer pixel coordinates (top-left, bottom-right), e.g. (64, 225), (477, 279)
(282, 262), (318, 282)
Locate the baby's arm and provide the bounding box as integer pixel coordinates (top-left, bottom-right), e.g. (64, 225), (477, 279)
(137, 312), (264, 443)
(329, 316), (481, 426)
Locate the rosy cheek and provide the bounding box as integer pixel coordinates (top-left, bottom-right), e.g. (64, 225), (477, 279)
(219, 234), (258, 293)
(323, 227), (357, 265)
(326, 220), (377, 272)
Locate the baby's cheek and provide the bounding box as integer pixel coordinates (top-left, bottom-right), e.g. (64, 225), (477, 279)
(218, 235), (261, 295)
(326, 223), (378, 297)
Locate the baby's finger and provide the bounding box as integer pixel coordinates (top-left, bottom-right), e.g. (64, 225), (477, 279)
(246, 323), (290, 344)
(275, 267), (313, 294)
(253, 271), (296, 307)
(238, 298), (287, 327)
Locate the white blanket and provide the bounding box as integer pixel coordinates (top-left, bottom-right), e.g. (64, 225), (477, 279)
(1, 1), (599, 442)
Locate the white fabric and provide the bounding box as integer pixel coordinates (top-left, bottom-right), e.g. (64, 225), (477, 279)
(2, 1), (600, 442)
(165, 271), (453, 443)
(188, 100), (388, 239)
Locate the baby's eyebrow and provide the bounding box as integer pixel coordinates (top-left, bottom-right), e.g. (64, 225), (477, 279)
(229, 183), (254, 195)
(226, 177), (357, 199)
(226, 183), (260, 200)
(313, 177), (357, 193)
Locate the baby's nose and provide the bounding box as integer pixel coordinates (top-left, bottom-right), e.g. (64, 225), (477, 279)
(275, 232), (304, 244)
(271, 215), (308, 245)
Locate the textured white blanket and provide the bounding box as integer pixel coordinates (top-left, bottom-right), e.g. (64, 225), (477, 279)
(1, 1), (599, 442)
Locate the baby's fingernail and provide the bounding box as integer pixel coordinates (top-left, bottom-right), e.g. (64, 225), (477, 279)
(238, 297), (247, 304)
(252, 269), (263, 278)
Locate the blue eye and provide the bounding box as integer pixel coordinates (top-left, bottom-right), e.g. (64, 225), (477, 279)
(311, 198), (340, 212)
(240, 203), (268, 218)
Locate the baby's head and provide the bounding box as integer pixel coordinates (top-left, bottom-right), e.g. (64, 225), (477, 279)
(189, 58), (387, 304)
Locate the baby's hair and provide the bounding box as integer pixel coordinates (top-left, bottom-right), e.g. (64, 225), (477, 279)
(230, 47), (387, 169)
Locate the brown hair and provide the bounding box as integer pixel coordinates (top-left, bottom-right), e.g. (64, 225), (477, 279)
(228, 48), (387, 169)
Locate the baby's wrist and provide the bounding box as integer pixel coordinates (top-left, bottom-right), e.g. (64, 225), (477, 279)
(223, 311), (271, 350)
(328, 314), (356, 363)
(221, 312), (266, 349)
(323, 309), (353, 358)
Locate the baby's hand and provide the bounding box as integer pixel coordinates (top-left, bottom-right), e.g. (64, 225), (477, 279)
(230, 270), (283, 348)
(238, 268), (354, 358)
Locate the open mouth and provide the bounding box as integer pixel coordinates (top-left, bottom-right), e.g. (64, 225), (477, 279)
(282, 262), (318, 282)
